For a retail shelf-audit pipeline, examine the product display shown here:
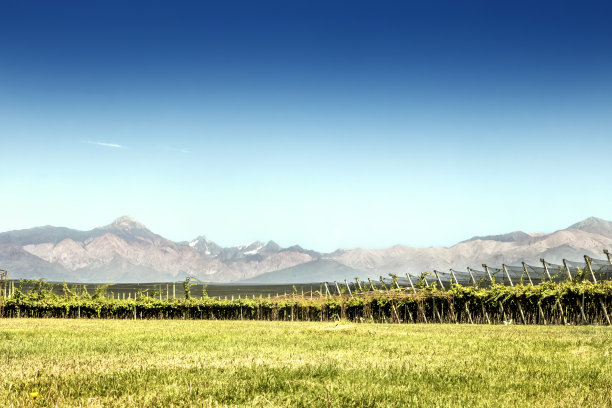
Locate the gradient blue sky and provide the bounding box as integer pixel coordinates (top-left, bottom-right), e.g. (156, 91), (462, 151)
(1, 1), (611, 251)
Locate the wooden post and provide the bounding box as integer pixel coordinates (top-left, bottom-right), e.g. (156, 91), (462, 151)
(406, 273), (427, 324)
(584, 255), (599, 283)
(390, 274), (401, 290)
(344, 280), (353, 297)
(355, 278), (363, 291)
(173, 283), (176, 299)
(483, 264), (507, 323)
(423, 273), (441, 322)
(463, 303), (473, 324)
(562, 259), (574, 280)
(467, 267), (476, 285)
(540, 258), (553, 280)
(604, 249), (612, 266)
(451, 269), (471, 323)
(483, 264), (495, 282)
(368, 278), (376, 291)
(435, 269), (455, 323)
(467, 267), (490, 324)
(379, 276), (401, 323)
(521, 262), (534, 286)
(379, 277), (388, 292)
(159, 284), (162, 300)
(433, 297), (442, 323)
(434, 269), (446, 290)
(449, 269), (458, 285)
(405, 305), (415, 324)
(523, 262), (545, 324)
(405, 273), (417, 294)
(563, 259), (587, 324)
(433, 270), (445, 290)
(585, 256), (611, 325)
(334, 281), (342, 296)
(324, 282), (331, 297)
(541, 258), (566, 326)
(503, 264), (526, 324)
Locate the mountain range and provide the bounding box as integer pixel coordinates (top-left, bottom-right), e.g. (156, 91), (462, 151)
(1, 216), (611, 283)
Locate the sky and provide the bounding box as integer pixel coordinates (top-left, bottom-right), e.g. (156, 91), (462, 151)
(1, 1), (611, 252)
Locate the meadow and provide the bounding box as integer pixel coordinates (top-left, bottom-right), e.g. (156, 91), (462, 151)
(0, 319), (610, 407)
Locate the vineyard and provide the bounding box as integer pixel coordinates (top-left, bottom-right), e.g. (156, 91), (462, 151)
(1, 254), (611, 325)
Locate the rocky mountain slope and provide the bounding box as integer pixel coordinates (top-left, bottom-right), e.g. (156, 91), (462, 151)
(2, 217), (316, 282)
(1, 216), (611, 283)
(251, 217), (612, 282)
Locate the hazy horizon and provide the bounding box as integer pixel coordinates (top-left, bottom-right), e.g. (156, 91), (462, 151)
(2, 1), (611, 252)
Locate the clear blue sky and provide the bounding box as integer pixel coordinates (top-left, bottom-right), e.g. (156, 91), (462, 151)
(1, 1), (611, 252)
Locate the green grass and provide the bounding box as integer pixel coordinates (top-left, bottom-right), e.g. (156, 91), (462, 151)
(0, 319), (611, 407)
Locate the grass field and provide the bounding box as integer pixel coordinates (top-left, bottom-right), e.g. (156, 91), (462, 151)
(0, 320), (610, 407)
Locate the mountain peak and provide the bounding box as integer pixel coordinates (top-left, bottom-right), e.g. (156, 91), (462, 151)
(462, 231), (532, 244)
(101, 215), (153, 235)
(567, 217), (612, 237)
(108, 216), (149, 231)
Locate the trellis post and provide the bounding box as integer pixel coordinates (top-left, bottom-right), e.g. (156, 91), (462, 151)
(563, 259), (587, 324)
(421, 273), (442, 323)
(521, 262), (534, 286)
(406, 273), (427, 324)
(562, 259), (574, 280)
(585, 255), (611, 325)
(584, 255), (599, 283)
(466, 267), (476, 284)
(344, 280), (353, 297)
(379, 276), (401, 323)
(502, 264), (526, 324)
(334, 281), (342, 296)
(405, 273), (417, 294)
(451, 269), (472, 324)
(483, 264), (507, 323)
(449, 269), (458, 285)
(523, 262), (545, 324)
(541, 258), (567, 325)
(355, 278), (363, 291)
(433, 270), (445, 290)
(389, 274), (401, 290)
(367, 278), (376, 291)
(434, 269), (454, 323)
(540, 259), (553, 280)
